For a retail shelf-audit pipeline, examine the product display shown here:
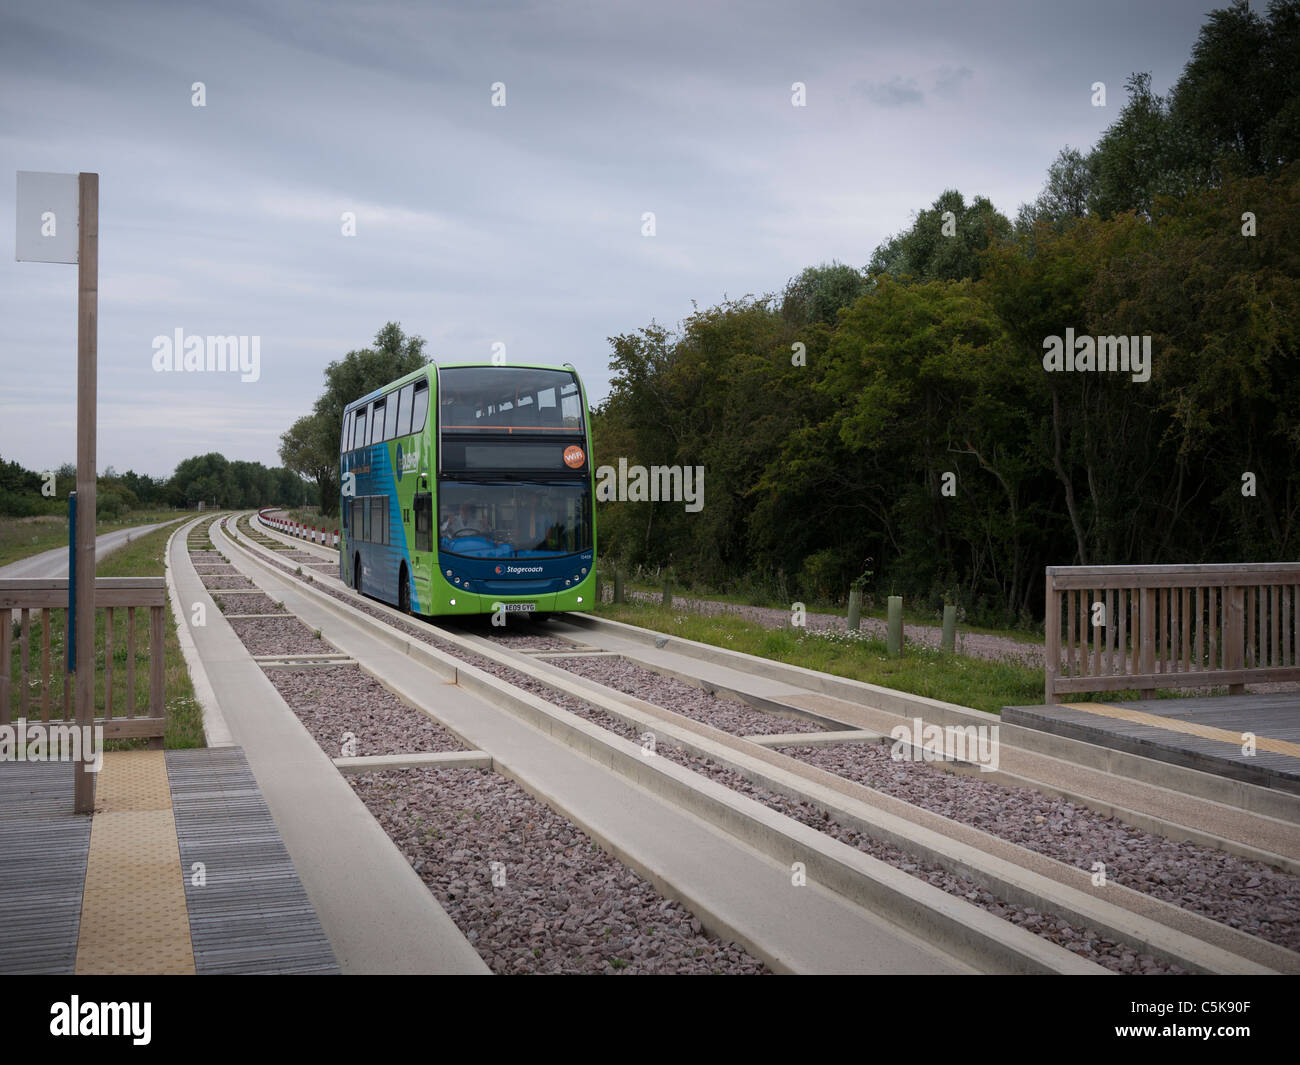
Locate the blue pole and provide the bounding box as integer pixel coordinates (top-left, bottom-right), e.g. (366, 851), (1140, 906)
(67, 491), (76, 673)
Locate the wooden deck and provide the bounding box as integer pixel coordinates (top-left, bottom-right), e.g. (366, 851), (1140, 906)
(1004, 691), (1300, 794)
(0, 748), (338, 974)
(166, 748), (339, 974)
(0, 761), (91, 974)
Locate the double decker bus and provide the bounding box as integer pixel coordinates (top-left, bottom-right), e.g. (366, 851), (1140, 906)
(339, 362), (596, 618)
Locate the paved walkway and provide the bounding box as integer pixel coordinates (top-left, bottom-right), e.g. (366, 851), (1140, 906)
(1006, 693), (1300, 795)
(0, 748), (338, 975)
(0, 520), (177, 579)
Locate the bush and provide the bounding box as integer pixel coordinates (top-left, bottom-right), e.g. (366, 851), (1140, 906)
(796, 547), (849, 604)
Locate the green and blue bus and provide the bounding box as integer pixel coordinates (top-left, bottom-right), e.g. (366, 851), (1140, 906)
(339, 362), (596, 618)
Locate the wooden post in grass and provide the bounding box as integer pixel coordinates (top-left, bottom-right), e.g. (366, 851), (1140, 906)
(613, 567), (624, 604)
(941, 605), (957, 653)
(662, 578), (672, 608)
(887, 596), (903, 658)
(846, 587), (862, 630)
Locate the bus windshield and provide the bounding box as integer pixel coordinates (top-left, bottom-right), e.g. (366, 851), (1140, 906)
(438, 481), (591, 558)
(439, 366), (583, 433)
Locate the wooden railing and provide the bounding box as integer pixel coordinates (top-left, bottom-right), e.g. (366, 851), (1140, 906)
(0, 577), (167, 745)
(1045, 563), (1300, 703)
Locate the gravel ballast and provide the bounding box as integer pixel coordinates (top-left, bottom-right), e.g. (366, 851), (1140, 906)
(201, 574), (255, 590)
(227, 615), (326, 654)
(351, 767), (769, 974)
(552, 654), (824, 736)
(267, 664), (466, 757)
(778, 742), (1300, 952)
(213, 592), (286, 616)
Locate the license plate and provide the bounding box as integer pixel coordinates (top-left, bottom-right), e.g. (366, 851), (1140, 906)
(503, 602), (536, 612)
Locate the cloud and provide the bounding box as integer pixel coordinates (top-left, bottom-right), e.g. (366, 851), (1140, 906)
(933, 65), (974, 97)
(857, 75), (924, 108)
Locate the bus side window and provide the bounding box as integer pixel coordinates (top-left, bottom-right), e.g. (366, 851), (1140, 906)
(414, 493), (432, 553)
(411, 382), (430, 433)
(370, 401), (385, 445)
(384, 393), (399, 439)
(353, 410), (367, 450)
(396, 383), (414, 437)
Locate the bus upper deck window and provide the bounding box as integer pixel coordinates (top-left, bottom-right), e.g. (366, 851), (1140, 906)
(396, 383), (414, 437)
(411, 382), (430, 433)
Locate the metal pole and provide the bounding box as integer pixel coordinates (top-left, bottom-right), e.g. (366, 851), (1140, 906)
(73, 172), (98, 815)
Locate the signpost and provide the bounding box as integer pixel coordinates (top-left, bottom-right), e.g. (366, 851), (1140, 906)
(16, 170), (99, 814)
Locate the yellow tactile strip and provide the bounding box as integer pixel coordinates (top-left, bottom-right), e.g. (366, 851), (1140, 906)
(1059, 702), (1300, 759)
(74, 751), (196, 975)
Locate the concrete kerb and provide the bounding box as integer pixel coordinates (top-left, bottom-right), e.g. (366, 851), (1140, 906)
(217, 518), (1106, 975)
(165, 517), (234, 747)
(564, 612), (1300, 825)
(255, 511), (337, 561)
(225, 517), (1300, 972)
(451, 633), (1290, 975)
(334, 752), (493, 774)
(747, 729), (887, 747)
(998, 720), (1300, 825)
(223, 521), (923, 974)
(224, 517), (1300, 974)
(693, 669), (1300, 872)
(438, 622), (1296, 974)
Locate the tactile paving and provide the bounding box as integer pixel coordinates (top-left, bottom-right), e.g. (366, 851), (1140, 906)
(74, 751), (195, 975)
(1060, 701), (1300, 758)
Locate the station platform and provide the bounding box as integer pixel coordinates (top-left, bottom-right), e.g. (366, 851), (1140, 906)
(1004, 693), (1300, 796)
(0, 747), (338, 975)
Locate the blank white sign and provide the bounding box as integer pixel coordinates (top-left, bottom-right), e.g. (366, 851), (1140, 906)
(15, 171), (79, 263)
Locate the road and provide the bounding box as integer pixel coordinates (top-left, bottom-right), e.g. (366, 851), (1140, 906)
(0, 521), (178, 579)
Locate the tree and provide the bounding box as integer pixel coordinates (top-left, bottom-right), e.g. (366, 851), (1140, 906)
(1088, 73), (1182, 219)
(1016, 147), (1093, 235)
(279, 322), (431, 515)
(868, 190), (1012, 283)
(279, 415), (337, 513)
(780, 262), (867, 327)
(1167, 0), (1299, 180)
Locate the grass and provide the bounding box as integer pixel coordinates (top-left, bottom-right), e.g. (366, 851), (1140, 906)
(236, 513), (295, 550)
(5, 522), (205, 749)
(611, 577), (1046, 645)
(593, 599), (1232, 713)
(593, 600), (1043, 715)
(273, 506), (337, 531)
(0, 509), (185, 569)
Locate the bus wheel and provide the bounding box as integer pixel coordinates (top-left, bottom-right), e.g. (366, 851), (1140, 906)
(398, 565), (411, 615)
(353, 554), (362, 595)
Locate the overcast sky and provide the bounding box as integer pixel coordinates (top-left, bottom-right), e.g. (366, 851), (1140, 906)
(1, 0), (1213, 478)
